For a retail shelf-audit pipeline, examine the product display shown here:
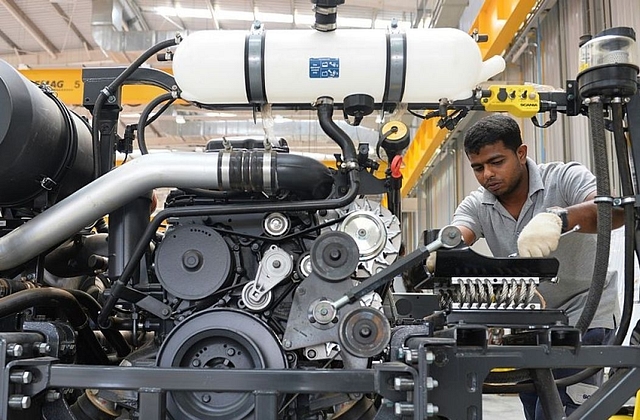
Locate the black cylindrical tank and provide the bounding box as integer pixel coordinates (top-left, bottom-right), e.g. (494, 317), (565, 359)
(0, 60), (94, 207)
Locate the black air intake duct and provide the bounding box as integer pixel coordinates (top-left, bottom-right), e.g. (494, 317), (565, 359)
(0, 60), (94, 207)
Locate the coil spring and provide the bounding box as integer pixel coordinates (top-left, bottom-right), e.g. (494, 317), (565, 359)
(439, 278), (537, 309)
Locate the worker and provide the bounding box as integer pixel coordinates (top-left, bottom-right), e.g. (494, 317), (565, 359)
(449, 114), (622, 419)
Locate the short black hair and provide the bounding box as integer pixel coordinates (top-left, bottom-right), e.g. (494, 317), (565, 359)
(463, 114), (522, 155)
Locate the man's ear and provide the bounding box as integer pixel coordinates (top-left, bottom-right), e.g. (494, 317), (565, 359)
(517, 144), (527, 162)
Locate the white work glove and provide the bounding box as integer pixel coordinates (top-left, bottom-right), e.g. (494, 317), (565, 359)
(517, 212), (562, 257)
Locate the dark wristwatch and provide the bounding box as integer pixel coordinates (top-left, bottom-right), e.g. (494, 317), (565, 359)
(546, 207), (569, 232)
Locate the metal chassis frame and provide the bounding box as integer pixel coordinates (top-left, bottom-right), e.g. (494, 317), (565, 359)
(3, 333), (640, 420)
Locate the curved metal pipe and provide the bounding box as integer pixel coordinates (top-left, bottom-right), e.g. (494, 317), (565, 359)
(0, 152), (219, 271)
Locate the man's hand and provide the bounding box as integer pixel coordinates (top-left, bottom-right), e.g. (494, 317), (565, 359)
(517, 212), (563, 257)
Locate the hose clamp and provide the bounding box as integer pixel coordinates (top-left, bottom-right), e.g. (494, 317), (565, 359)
(594, 195), (614, 204)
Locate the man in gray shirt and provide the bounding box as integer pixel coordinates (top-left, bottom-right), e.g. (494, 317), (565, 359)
(450, 114), (621, 419)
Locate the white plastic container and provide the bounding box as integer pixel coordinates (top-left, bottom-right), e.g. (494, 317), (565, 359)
(172, 27), (505, 105)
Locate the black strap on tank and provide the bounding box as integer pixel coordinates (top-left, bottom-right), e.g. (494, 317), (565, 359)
(383, 30), (407, 104)
(244, 24), (267, 104)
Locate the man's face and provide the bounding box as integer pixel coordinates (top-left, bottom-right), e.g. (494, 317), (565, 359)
(467, 141), (527, 198)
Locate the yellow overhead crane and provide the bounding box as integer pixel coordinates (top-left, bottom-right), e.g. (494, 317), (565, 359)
(18, 67), (173, 106)
(400, 0), (539, 197)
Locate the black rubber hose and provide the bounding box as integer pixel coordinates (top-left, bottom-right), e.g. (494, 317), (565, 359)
(611, 101), (636, 345)
(137, 92), (176, 155)
(276, 153), (334, 199)
(316, 97), (357, 162)
(0, 288), (109, 364)
(576, 99), (613, 333)
(91, 38), (178, 177)
(66, 289), (130, 357)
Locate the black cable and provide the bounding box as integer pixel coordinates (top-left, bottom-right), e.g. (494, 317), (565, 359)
(91, 38), (178, 177)
(66, 289), (130, 357)
(137, 92), (176, 155)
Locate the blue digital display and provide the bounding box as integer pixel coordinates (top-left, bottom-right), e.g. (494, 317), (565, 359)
(309, 58), (340, 78)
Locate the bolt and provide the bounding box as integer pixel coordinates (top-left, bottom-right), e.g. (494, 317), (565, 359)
(35, 342), (51, 355)
(306, 349), (317, 359)
(283, 339), (292, 349)
(359, 326), (372, 338)
(10, 370), (32, 384)
(394, 402), (414, 416)
(404, 349), (418, 364)
(7, 343), (23, 357)
(107, 95), (117, 103)
(357, 228), (367, 238)
(269, 219), (282, 230)
(329, 249), (342, 261)
(202, 394), (211, 403)
(272, 260), (281, 269)
(192, 359), (201, 367)
(182, 250), (202, 270)
(320, 308), (329, 316)
(426, 351), (435, 364)
(8, 395), (31, 410)
(393, 377), (414, 391)
(226, 348), (236, 357)
(161, 308), (170, 316)
(45, 390), (61, 403)
(426, 377), (439, 390)
(426, 403), (439, 417)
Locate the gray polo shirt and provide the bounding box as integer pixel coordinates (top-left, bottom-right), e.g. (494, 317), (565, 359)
(452, 157), (619, 329)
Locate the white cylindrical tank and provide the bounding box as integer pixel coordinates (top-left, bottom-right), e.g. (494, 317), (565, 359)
(172, 27), (505, 105)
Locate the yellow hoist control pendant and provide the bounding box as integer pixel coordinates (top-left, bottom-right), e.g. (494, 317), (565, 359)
(481, 85), (541, 118)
